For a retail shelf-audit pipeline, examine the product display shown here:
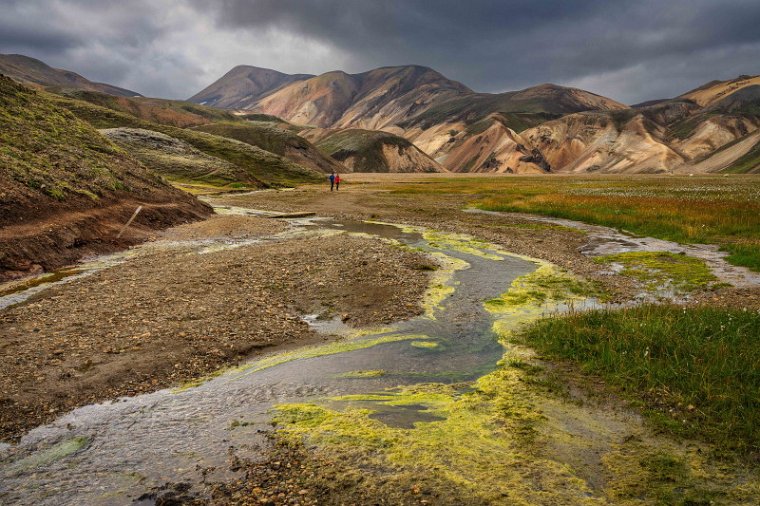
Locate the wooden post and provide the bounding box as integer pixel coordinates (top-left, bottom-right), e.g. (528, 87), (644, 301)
(116, 205), (143, 239)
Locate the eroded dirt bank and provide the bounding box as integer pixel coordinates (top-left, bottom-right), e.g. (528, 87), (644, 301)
(0, 215), (431, 440)
(0, 197), (212, 281)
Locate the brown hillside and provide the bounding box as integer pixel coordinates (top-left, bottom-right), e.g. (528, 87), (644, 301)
(678, 75), (760, 107)
(0, 76), (210, 279)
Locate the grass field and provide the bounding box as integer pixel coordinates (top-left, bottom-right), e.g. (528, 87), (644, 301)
(386, 175), (760, 271)
(517, 304), (760, 455)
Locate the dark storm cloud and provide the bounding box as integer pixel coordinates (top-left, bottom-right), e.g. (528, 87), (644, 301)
(0, 0), (202, 97)
(1, 0), (759, 102)
(206, 0), (760, 102)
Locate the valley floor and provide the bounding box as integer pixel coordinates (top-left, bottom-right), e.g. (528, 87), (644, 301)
(1, 173), (758, 504)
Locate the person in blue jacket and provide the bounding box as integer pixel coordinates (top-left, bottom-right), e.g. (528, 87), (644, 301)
(329, 172), (335, 191)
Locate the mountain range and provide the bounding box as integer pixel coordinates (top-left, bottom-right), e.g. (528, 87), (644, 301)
(189, 64), (760, 174)
(2, 53), (759, 175)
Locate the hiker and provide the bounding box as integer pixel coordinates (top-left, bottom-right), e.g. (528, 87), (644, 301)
(335, 173), (341, 191)
(329, 172), (335, 191)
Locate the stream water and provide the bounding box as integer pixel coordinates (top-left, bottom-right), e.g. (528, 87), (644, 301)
(0, 213), (538, 505)
(466, 208), (760, 289)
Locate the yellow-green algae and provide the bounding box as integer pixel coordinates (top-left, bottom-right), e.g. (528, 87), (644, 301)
(422, 230), (505, 260)
(173, 333), (434, 392)
(275, 375), (601, 504)
(335, 369), (387, 379)
(421, 251), (469, 320)
(365, 220), (513, 261)
(276, 338), (760, 504)
(486, 262), (603, 313)
(273, 248), (758, 503)
(594, 250), (718, 292)
(362, 222), (514, 319)
(8, 436), (89, 472)
(410, 341), (439, 349)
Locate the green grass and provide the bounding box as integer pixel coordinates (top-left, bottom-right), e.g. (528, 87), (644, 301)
(594, 251), (717, 292)
(193, 121), (307, 156)
(192, 121), (340, 174)
(463, 112), (557, 135)
(517, 304), (760, 454)
(166, 127), (322, 187)
(236, 113), (289, 124)
(669, 117), (701, 140)
(722, 139), (760, 174)
(387, 176), (760, 271)
(485, 263), (603, 311)
(101, 128), (257, 190)
(0, 75), (162, 216)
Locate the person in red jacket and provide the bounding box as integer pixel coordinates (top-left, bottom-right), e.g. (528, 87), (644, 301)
(335, 173), (341, 191)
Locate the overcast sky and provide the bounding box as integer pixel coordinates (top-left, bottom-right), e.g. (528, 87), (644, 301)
(2, 0), (759, 104)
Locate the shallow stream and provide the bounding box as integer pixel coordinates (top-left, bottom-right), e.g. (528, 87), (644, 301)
(0, 211), (541, 505)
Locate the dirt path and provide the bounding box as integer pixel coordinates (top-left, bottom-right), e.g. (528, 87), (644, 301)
(0, 201), (200, 240)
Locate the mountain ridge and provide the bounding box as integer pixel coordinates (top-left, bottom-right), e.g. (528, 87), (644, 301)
(6, 51), (760, 175)
(0, 53), (141, 97)
(189, 65), (315, 109)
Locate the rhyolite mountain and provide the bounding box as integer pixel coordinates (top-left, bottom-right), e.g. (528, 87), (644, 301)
(3, 52), (757, 175)
(191, 65), (760, 174)
(189, 64), (621, 130)
(189, 65), (314, 110)
(0, 53), (141, 97)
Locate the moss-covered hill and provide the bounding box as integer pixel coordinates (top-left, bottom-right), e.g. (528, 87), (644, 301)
(0, 75), (210, 277)
(192, 121), (344, 174)
(0, 76), (203, 224)
(47, 93), (324, 188)
(314, 129), (445, 173)
(100, 128), (254, 190)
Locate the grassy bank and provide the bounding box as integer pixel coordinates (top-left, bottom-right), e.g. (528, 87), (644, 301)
(389, 176), (760, 271)
(516, 304), (760, 455)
